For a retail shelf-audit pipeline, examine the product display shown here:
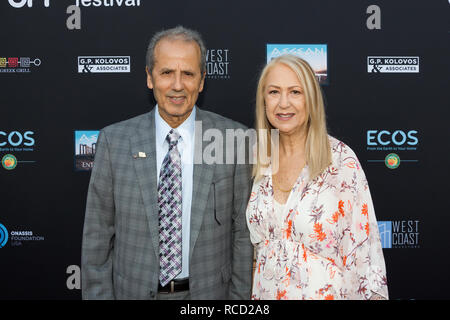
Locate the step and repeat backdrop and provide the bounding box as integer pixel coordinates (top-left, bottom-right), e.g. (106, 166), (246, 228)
(1, 0), (449, 299)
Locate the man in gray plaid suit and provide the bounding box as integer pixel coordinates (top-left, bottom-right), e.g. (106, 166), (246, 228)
(81, 26), (254, 299)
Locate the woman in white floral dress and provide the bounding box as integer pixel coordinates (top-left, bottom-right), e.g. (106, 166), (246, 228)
(246, 55), (388, 300)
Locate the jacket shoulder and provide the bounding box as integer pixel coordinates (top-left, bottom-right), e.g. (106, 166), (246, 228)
(198, 108), (248, 130)
(101, 112), (152, 139)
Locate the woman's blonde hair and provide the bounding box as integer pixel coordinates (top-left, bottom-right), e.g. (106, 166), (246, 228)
(253, 54), (332, 182)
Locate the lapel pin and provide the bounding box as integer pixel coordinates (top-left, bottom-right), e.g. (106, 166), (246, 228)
(138, 152), (147, 158)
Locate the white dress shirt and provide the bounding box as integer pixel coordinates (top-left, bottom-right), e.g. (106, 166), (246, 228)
(155, 105), (195, 279)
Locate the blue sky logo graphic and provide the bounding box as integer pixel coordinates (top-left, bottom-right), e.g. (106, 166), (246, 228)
(0, 223), (8, 248)
(377, 221), (392, 249)
(74, 130), (98, 171)
(266, 44), (328, 84)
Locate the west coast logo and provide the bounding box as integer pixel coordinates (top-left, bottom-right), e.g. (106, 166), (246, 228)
(378, 220), (420, 249)
(206, 49), (230, 79)
(78, 56), (130, 73)
(367, 56), (419, 73)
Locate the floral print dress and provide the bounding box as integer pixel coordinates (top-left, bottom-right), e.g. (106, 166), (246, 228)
(246, 136), (388, 300)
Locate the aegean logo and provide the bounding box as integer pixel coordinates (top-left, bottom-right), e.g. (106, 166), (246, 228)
(74, 130), (98, 171)
(266, 44), (328, 84)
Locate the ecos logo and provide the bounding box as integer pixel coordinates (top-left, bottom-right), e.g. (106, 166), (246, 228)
(0, 131), (35, 147)
(8, 0), (50, 8)
(366, 130), (419, 169)
(367, 130), (418, 151)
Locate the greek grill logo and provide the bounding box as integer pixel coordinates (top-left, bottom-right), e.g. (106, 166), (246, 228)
(0, 223), (8, 248)
(78, 56), (130, 73)
(367, 56), (419, 73)
(0, 57), (41, 73)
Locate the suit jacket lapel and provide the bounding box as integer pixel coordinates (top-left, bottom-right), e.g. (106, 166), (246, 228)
(189, 108), (215, 261)
(130, 108), (160, 261)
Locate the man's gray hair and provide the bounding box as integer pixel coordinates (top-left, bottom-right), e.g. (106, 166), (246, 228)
(146, 25), (206, 74)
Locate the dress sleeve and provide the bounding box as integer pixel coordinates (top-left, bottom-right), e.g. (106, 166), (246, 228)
(246, 178), (267, 247)
(341, 161), (389, 300)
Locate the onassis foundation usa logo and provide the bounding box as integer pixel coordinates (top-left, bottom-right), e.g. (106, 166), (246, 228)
(266, 44), (328, 84)
(0, 223), (8, 248)
(0, 223), (44, 247)
(74, 130), (98, 171)
(78, 56), (130, 73)
(367, 56), (419, 73)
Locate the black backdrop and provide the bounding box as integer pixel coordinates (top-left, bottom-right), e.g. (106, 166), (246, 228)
(1, 0), (449, 300)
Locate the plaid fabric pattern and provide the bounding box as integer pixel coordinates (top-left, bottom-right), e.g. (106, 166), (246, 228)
(158, 129), (182, 286)
(82, 108), (254, 299)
